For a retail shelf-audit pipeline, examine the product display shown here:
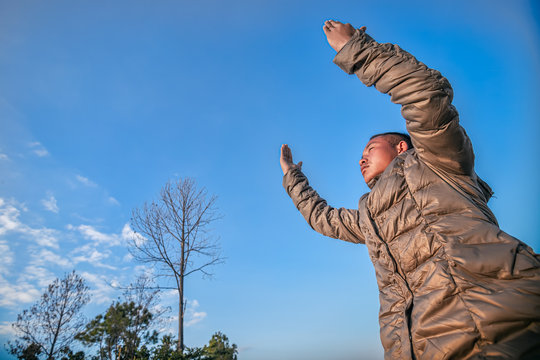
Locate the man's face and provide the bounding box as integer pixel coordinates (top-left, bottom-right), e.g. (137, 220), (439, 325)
(359, 136), (400, 183)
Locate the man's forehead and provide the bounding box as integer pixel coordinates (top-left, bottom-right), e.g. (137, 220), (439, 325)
(365, 136), (390, 147)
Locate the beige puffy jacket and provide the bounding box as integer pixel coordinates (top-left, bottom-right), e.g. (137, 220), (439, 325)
(283, 30), (540, 359)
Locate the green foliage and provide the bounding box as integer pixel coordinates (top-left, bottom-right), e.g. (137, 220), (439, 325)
(150, 334), (207, 360)
(149, 335), (177, 360)
(150, 333), (237, 360)
(7, 342), (41, 360)
(60, 347), (86, 360)
(76, 301), (158, 360)
(202, 332), (237, 360)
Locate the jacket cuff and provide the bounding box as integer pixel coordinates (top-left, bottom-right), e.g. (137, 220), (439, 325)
(282, 168), (304, 195)
(333, 29), (374, 74)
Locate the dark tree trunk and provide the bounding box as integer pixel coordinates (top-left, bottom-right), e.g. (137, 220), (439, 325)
(179, 284), (184, 352)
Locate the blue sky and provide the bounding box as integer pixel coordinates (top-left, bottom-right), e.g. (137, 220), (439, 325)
(0, 0), (539, 359)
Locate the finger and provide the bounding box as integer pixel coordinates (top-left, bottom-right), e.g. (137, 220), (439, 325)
(284, 146), (291, 159)
(297, 161), (303, 169)
(325, 20), (335, 29)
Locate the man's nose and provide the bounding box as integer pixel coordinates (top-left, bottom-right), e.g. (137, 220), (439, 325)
(359, 158), (367, 166)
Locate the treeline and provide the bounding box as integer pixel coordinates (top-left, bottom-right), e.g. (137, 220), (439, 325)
(5, 272), (237, 360)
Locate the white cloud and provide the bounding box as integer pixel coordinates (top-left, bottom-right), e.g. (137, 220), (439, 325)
(72, 246), (109, 263)
(76, 174), (97, 187)
(18, 265), (56, 289)
(70, 242), (119, 270)
(154, 298), (205, 335)
(0, 274), (41, 307)
(66, 224), (140, 269)
(66, 223), (146, 250)
(237, 346), (253, 353)
(0, 153), (9, 160)
(41, 193), (59, 213)
(108, 196), (120, 206)
(0, 198), (21, 235)
(0, 321), (16, 337)
(81, 271), (119, 305)
(121, 223), (146, 246)
(33, 149), (49, 157)
(158, 315), (178, 335)
(0, 198), (59, 248)
(28, 141), (49, 157)
(0, 240), (14, 275)
(185, 299), (207, 327)
(31, 249), (72, 268)
(28, 228), (58, 248)
(133, 264), (154, 277)
(69, 224), (120, 246)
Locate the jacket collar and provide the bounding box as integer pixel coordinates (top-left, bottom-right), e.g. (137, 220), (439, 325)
(367, 174), (380, 189)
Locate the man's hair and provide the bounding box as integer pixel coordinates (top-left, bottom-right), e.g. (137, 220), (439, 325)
(370, 132), (413, 149)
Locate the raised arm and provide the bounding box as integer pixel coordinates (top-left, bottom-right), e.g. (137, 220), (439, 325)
(326, 20), (474, 176)
(281, 145), (365, 244)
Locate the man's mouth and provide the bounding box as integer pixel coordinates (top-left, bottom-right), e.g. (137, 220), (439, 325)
(361, 166), (368, 175)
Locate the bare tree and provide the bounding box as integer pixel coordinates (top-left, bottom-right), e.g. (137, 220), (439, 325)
(8, 271), (90, 360)
(129, 178), (223, 352)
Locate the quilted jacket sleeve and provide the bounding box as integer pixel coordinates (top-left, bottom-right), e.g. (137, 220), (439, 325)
(334, 30), (474, 176)
(283, 168), (365, 244)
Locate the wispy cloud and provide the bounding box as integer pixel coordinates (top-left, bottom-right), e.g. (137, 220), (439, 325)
(0, 198), (59, 248)
(67, 223), (144, 248)
(68, 224), (121, 246)
(76, 174), (97, 187)
(237, 346), (254, 353)
(71, 244), (110, 263)
(121, 223), (146, 247)
(81, 271), (119, 305)
(0, 153), (9, 160)
(185, 299), (207, 327)
(0, 274), (41, 307)
(30, 249), (72, 268)
(0, 240), (14, 275)
(66, 223), (141, 270)
(70, 244), (117, 270)
(18, 265), (57, 289)
(0, 321), (16, 336)
(34, 149), (49, 157)
(108, 196), (120, 206)
(28, 141), (49, 157)
(41, 193), (59, 213)
(0, 198), (22, 235)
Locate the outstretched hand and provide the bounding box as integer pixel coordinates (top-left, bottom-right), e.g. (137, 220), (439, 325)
(280, 144), (302, 175)
(323, 20), (366, 52)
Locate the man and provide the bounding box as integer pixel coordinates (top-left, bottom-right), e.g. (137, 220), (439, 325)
(280, 20), (540, 359)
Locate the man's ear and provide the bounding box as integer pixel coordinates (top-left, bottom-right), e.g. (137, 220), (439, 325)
(396, 140), (409, 155)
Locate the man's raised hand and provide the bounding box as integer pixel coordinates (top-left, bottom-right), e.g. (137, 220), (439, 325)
(280, 144), (302, 175)
(323, 20), (366, 52)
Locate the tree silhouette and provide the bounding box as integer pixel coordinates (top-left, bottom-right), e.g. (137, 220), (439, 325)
(129, 178), (223, 352)
(7, 271), (90, 360)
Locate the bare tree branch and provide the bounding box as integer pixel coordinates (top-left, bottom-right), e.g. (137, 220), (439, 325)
(8, 271), (90, 360)
(127, 177), (223, 352)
